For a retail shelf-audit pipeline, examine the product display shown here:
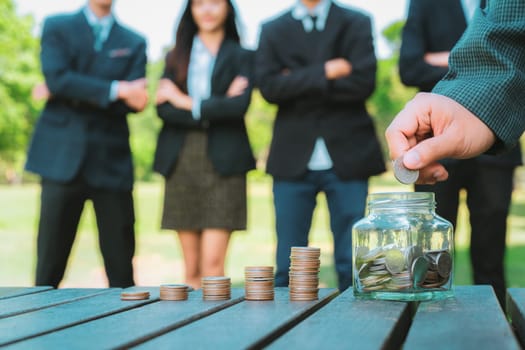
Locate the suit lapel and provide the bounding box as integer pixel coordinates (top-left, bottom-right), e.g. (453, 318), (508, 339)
(75, 11), (97, 54)
(316, 3), (342, 60)
(288, 13), (312, 58)
(103, 22), (122, 52)
(211, 39), (236, 92)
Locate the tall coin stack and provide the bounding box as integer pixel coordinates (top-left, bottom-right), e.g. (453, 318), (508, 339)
(289, 246), (321, 301)
(244, 266), (274, 301)
(202, 276), (231, 301)
(159, 284), (189, 301)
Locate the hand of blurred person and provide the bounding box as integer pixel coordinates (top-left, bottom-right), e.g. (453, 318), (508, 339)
(424, 51), (450, 68)
(226, 76), (249, 97)
(118, 78), (148, 111)
(385, 92), (496, 184)
(32, 83), (51, 101)
(155, 78), (176, 104)
(156, 78), (192, 111)
(325, 58), (352, 80)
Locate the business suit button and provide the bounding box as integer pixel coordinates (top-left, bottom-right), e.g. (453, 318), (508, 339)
(202, 120), (210, 129)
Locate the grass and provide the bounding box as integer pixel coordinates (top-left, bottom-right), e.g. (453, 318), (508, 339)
(1, 170), (524, 290)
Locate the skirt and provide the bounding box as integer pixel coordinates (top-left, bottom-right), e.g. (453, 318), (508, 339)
(161, 130), (247, 231)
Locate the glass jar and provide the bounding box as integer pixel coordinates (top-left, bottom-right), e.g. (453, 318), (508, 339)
(352, 192), (454, 301)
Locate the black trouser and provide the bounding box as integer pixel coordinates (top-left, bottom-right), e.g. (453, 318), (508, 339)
(416, 159), (516, 307)
(35, 177), (135, 288)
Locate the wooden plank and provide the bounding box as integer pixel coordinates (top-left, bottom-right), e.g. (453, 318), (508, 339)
(268, 288), (411, 350)
(7, 289), (244, 350)
(0, 288), (113, 319)
(404, 285), (520, 350)
(0, 287), (158, 347)
(0, 287), (53, 300)
(132, 288), (339, 349)
(507, 288), (525, 347)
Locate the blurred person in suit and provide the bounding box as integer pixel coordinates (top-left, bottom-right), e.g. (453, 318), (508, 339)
(399, 0), (522, 306)
(255, 0), (385, 291)
(26, 0), (148, 287)
(153, 0), (255, 289)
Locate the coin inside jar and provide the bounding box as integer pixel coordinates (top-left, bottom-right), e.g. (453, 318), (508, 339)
(385, 248), (405, 274)
(436, 251), (452, 277)
(393, 156), (419, 184)
(411, 256), (429, 287)
(404, 245), (422, 268)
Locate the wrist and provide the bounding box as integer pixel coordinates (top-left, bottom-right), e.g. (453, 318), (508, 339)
(117, 81), (129, 99)
(183, 95), (193, 111)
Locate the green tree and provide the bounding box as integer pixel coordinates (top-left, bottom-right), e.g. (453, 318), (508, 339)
(245, 89), (276, 173)
(0, 0), (41, 182)
(381, 20), (405, 55)
(128, 60), (163, 181)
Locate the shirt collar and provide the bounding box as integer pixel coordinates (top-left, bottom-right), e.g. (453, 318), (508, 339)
(83, 5), (114, 33)
(292, 0), (331, 32)
(192, 36), (214, 57)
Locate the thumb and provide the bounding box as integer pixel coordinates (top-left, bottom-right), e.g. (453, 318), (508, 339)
(403, 132), (458, 169)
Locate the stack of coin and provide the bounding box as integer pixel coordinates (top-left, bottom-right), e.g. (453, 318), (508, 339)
(159, 284), (189, 301)
(289, 246), (320, 301)
(357, 247), (394, 291)
(244, 266), (274, 301)
(120, 291), (150, 301)
(202, 276), (231, 301)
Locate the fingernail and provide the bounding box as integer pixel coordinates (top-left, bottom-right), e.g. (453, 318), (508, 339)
(403, 151), (420, 168)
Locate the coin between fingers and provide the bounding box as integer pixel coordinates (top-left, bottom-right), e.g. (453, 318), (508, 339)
(393, 156), (419, 184)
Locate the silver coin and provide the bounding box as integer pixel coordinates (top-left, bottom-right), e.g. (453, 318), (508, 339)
(385, 248), (405, 274)
(404, 245), (423, 268)
(393, 156), (419, 184)
(436, 251), (452, 277)
(358, 262), (369, 279)
(411, 256), (429, 287)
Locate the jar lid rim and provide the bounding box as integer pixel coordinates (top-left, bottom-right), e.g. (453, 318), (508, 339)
(367, 192), (435, 206)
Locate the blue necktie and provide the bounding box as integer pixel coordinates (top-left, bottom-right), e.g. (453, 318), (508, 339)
(93, 23), (103, 51)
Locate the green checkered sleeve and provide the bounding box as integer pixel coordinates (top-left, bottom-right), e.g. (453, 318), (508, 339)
(433, 0), (525, 152)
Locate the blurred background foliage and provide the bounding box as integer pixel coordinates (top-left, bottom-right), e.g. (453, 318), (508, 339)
(0, 1), (443, 184)
(0, 0), (42, 182)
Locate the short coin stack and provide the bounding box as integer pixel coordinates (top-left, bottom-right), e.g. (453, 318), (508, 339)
(244, 266), (274, 301)
(120, 291), (150, 301)
(160, 284), (189, 301)
(289, 246), (321, 301)
(202, 276), (231, 301)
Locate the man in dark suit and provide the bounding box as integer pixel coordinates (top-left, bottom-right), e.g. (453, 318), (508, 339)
(26, 0), (148, 288)
(256, 0), (385, 291)
(399, 0), (522, 306)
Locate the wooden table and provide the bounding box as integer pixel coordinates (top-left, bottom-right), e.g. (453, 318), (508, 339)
(0, 285), (522, 349)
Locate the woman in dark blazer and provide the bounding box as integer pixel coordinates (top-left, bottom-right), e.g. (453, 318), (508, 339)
(153, 0), (255, 289)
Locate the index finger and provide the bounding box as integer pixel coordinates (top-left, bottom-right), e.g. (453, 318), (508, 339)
(385, 112), (417, 161)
